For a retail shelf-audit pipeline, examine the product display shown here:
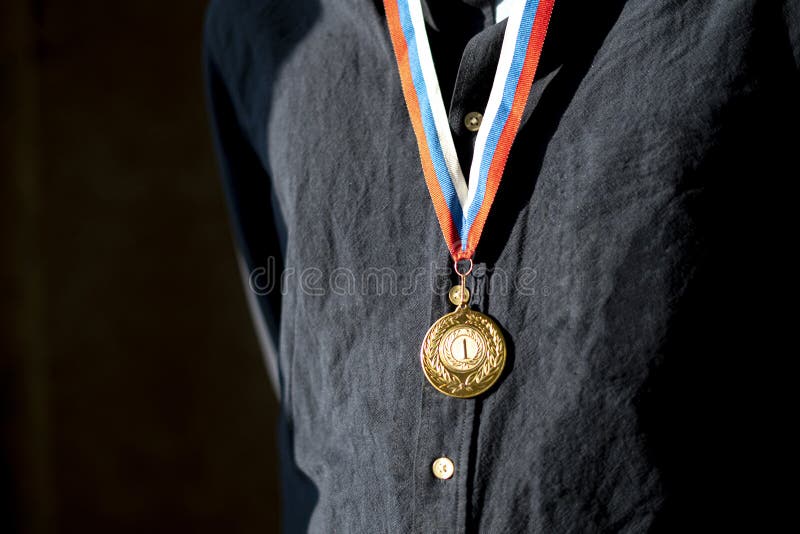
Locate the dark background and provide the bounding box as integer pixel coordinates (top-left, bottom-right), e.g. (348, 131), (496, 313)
(1, 1), (282, 533)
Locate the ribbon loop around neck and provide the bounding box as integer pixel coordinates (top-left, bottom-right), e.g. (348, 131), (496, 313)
(384, 0), (556, 261)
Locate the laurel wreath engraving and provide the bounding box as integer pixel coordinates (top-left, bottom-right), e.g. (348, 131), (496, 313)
(440, 326), (485, 372)
(420, 307), (506, 398)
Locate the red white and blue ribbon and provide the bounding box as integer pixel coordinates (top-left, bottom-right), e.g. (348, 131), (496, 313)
(384, 0), (556, 261)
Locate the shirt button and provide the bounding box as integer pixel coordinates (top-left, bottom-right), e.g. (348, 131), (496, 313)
(432, 456), (455, 479)
(464, 111), (483, 132)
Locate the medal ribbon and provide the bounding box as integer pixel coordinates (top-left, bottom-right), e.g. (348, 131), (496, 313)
(384, 0), (556, 261)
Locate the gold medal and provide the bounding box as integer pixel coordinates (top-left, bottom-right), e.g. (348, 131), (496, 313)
(420, 261), (506, 398)
(386, 0), (557, 399)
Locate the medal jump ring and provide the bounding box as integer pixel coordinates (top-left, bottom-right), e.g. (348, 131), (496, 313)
(454, 258), (473, 277)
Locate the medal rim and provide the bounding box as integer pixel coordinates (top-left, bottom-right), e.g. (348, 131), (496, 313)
(419, 306), (506, 399)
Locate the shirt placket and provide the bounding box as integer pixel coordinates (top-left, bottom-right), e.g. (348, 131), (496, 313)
(412, 259), (492, 533)
(411, 4), (502, 531)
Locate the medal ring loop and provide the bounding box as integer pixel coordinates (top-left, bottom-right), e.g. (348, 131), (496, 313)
(454, 258), (473, 277)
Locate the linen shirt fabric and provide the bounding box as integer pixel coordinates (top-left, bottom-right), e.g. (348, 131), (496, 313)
(203, 1), (800, 532)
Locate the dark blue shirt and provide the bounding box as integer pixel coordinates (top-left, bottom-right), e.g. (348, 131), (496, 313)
(203, 1), (799, 531)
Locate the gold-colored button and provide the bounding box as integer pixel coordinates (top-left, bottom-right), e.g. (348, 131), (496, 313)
(448, 285), (470, 306)
(432, 456), (455, 480)
(464, 111), (483, 132)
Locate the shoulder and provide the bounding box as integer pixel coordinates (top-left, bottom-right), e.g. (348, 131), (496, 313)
(204, 0), (321, 64)
(781, 0), (800, 71)
(203, 0), (270, 62)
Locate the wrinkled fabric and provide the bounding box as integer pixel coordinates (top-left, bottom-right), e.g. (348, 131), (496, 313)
(203, 1), (799, 532)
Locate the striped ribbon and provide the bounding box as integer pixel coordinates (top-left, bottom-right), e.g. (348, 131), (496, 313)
(384, 0), (556, 261)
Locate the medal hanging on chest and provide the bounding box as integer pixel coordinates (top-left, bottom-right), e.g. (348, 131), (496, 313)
(384, 0), (556, 398)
